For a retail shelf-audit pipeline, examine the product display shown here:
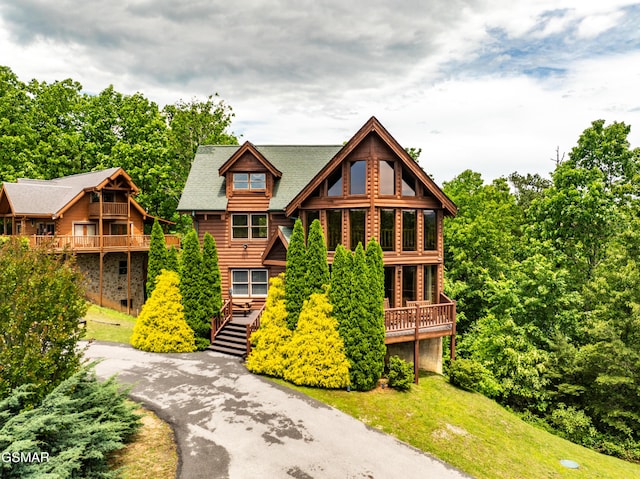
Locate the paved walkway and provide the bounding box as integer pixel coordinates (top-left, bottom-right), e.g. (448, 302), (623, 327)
(84, 342), (473, 479)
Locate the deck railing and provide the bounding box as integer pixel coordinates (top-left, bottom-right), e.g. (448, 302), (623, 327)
(88, 202), (128, 217)
(384, 293), (456, 336)
(211, 299), (233, 342)
(246, 303), (266, 356)
(26, 234), (180, 250)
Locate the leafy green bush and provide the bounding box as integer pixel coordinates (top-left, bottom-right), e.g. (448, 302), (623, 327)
(0, 366), (140, 479)
(284, 291), (350, 389)
(448, 358), (501, 397)
(549, 404), (597, 445)
(0, 238), (87, 405)
(386, 355), (414, 391)
(180, 229), (209, 350)
(131, 270), (196, 353)
(246, 275), (291, 377)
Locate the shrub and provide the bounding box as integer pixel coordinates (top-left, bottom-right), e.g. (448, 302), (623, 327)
(146, 218), (168, 297)
(180, 229), (209, 349)
(0, 366), (140, 479)
(246, 275), (291, 377)
(284, 291), (350, 389)
(305, 219), (329, 295)
(285, 219), (307, 330)
(448, 358), (502, 397)
(201, 232), (222, 320)
(131, 270), (197, 353)
(387, 355), (414, 391)
(0, 238), (87, 405)
(549, 404), (598, 445)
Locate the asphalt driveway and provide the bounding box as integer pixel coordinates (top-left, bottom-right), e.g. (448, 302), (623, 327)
(84, 341), (473, 479)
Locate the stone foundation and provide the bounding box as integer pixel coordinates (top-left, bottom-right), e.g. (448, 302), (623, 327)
(386, 337), (443, 374)
(75, 252), (147, 315)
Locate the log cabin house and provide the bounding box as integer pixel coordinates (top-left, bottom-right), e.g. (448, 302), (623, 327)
(179, 117), (458, 373)
(0, 167), (179, 315)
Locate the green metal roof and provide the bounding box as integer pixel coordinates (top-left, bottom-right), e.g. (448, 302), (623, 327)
(177, 145), (343, 212)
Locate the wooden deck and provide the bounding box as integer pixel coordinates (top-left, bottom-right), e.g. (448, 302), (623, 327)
(13, 234), (181, 252)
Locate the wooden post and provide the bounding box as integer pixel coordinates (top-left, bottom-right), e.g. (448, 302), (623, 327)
(126, 192), (131, 315)
(414, 304), (420, 384)
(450, 300), (457, 361)
(99, 190), (104, 307)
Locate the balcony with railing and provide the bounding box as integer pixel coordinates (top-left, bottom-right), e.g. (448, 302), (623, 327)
(384, 293), (456, 345)
(23, 234), (180, 252)
(88, 202), (129, 218)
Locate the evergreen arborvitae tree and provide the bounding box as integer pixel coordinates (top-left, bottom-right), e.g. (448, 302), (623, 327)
(329, 244), (353, 335)
(146, 218), (167, 298)
(246, 275), (292, 377)
(166, 245), (179, 272)
(365, 237), (387, 385)
(305, 219), (329, 295)
(131, 270), (196, 353)
(201, 232), (222, 324)
(285, 219), (307, 330)
(284, 291), (350, 389)
(179, 229), (209, 350)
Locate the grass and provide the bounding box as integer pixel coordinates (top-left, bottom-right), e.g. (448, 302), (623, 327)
(82, 304), (137, 343)
(275, 372), (640, 479)
(109, 406), (177, 479)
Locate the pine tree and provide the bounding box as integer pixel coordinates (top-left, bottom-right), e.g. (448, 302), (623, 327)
(284, 291), (350, 389)
(179, 229), (209, 350)
(305, 219), (329, 295)
(131, 270), (196, 353)
(365, 237), (387, 386)
(246, 274), (292, 377)
(201, 232), (222, 322)
(146, 218), (167, 298)
(285, 219), (307, 330)
(329, 244), (353, 336)
(166, 245), (179, 272)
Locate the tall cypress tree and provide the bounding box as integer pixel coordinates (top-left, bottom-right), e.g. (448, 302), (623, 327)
(329, 244), (353, 337)
(201, 232), (222, 322)
(180, 229), (208, 350)
(165, 245), (179, 272)
(305, 219), (329, 296)
(146, 218), (167, 298)
(285, 219), (307, 330)
(365, 237), (387, 385)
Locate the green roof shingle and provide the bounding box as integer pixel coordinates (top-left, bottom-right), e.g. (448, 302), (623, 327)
(177, 145), (342, 212)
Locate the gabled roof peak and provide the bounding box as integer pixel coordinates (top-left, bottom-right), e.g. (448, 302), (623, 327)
(218, 141), (282, 178)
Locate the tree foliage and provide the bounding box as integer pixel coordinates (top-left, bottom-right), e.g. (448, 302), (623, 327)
(179, 230), (209, 350)
(0, 238), (87, 404)
(0, 367), (140, 479)
(285, 219), (307, 330)
(201, 232), (222, 321)
(283, 291), (350, 389)
(305, 219), (329, 296)
(146, 218), (168, 298)
(246, 275), (291, 377)
(0, 66), (237, 227)
(131, 270), (196, 353)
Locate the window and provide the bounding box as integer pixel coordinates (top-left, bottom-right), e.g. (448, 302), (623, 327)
(384, 267), (395, 308)
(327, 209), (342, 250)
(37, 223), (55, 235)
(350, 210), (366, 249)
(111, 223), (128, 235)
(350, 161), (366, 195)
(233, 172), (266, 191)
(424, 210), (437, 250)
(401, 167), (416, 196)
(327, 168), (343, 196)
(231, 269), (268, 297)
(379, 160), (395, 195)
(402, 266), (417, 305)
(402, 210), (416, 251)
(119, 260), (128, 275)
(424, 265), (437, 303)
(380, 209), (395, 251)
(232, 214), (268, 239)
(305, 210), (320, 234)
(103, 191), (115, 203)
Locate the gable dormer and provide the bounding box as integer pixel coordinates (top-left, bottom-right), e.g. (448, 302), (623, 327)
(219, 142), (282, 200)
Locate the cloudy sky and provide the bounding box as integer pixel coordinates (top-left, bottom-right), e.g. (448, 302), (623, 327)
(1, 1), (639, 184)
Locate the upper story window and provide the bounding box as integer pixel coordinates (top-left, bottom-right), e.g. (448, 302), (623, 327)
(232, 213), (268, 239)
(380, 209), (395, 251)
(350, 161), (366, 195)
(327, 168), (343, 196)
(424, 210), (437, 250)
(233, 172), (266, 191)
(379, 160), (395, 195)
(401, 167), (416, 196)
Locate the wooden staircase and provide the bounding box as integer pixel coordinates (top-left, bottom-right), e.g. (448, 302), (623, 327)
(208, 321), (247, 357)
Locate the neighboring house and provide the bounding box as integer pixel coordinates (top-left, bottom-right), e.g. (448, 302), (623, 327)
(0, 167), (179, 315)
(179, 116), (458, 373)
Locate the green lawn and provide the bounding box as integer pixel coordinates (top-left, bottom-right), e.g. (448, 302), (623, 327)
(275, 373), (640, 479)
(82, 304), (137, 343)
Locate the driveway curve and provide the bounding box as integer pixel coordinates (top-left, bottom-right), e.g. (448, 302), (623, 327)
(84, 341), (473, 479)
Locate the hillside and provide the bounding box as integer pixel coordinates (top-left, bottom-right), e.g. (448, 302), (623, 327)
(279, 373), (640, 479)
